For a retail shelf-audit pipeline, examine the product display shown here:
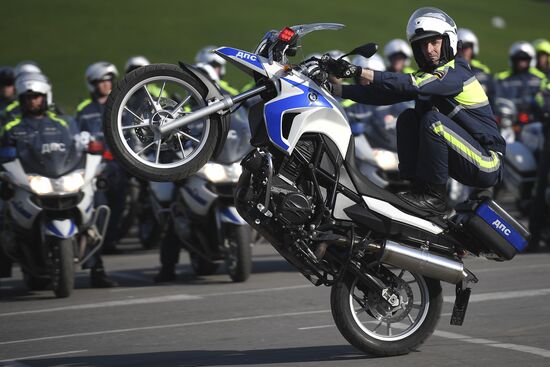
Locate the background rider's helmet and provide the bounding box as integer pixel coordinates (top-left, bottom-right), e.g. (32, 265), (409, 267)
(14, 61), (41, 78)
(508, 41), (536, 67)
(195, 62), (219, 82)
(125, 55), (150, 74)
(195, 46), (226, 78)
(326, 50), (350, 63)
(85, 61), (119, 93)
(493, 98), (517, 128)
(0, 66), (15, 87)
(533, 38), (550, 55)
(352, 54), (386, 72)
(406, 7), (458, 69)
(457, 28), (479, 56)
(15, 72), (52, 115)
(383, 39), (412, 67)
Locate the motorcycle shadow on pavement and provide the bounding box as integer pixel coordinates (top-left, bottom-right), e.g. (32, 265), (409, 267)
(11, 345), (380, 366)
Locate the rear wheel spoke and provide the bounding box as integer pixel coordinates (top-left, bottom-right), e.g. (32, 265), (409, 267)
(178, 130), (200, 144)
(143, 85), (158, 111)
(157, 81), (166, 103)
(122, 123), (150, 130)
(124, 106), (144, 122)
(155, 139), (162, 164)
(135, 140), (156, 156)
(171, 95), (191, 115)
(177, 134), (187, 158)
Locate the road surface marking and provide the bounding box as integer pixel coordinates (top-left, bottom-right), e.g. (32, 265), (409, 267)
(0, 285), (312, 317)
(0, 294), (202, 317)
(0, 350), (87, 363)
(0, 309), (331, 345)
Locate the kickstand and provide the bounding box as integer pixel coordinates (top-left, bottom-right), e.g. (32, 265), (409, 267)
(450, 269), (478, 326)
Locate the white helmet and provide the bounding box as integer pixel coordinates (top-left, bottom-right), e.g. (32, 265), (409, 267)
(326, 50), (350, 63)
(457, 28), (479, 56)
(195, 63), (219, 82)
(406, 7), (458, 66)
(383, 39), (413, 66)
(352, 54), (386, 72)
(125, 56), (150, 73)
(15, 72), (53, 109)
(195, 46), (226, 77)
(85, 62), (119, 92)
(509, 41), (536, 67)
(14, 61), (41, 78)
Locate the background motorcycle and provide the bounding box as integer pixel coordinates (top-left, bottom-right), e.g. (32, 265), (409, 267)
(103, 24), (529, 356)
(169, 107), (253, 282)
(0, 133), (109, 297)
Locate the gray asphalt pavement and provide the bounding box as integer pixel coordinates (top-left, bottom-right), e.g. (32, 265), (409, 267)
(1, 237), (550, 367)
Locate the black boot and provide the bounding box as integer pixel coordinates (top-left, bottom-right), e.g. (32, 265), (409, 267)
(90, 268), (118, 288)
(154, 266), (177, 283)
(398, 182), (447, 214)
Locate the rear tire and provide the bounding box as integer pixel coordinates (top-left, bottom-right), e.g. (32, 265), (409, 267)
(50, 238), (75, 298)
(225, 225), (252, 283)
(104, 64), (219, 182)
(330, 272), (442, 356)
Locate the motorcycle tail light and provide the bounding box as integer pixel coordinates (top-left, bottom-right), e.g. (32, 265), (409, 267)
(518, 113), (529, 124)
(278, 27), (296, 43)
(88, 140), (104, 154)
(103, 150), (113, 160)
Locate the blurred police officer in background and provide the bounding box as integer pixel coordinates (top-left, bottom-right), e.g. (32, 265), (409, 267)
(457, 28), (494, 101)
(383, 39), (415, 74)
(494, 42), (546, 121)
(75, 62), (124, 260)
(533, 38), (550, 78)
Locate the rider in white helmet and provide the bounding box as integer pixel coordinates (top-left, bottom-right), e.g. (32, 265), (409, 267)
(329, 7), (504, 213)
(1, 61), (44, 123)
(457, 28), (493, 99)
(125, 55), (150, 74)
(14, 61), (41, 78)
(195, 46), (239, 95)
(75, 62), (123, 263)
(383, 39), (414, 73)
(494, 42), (546, 120)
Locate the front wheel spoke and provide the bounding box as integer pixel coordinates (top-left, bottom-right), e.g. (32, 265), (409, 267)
(411, 303), (422, 310)
(143, 85), (158, 111)
(372, 321), (383, 332)
(178, 130), (200, 144)
(177, 134), (187, 158)
(171, 94), (191, 115)
(157, 81), (166, 103)
(155, 139), (162, 164)
(407, 314), (414, 324)
(135, 140), (156, 155)
(397, 269), (405, 279)
(124, 106), (144, 122)
(387, 322), (392, 336)
(122, 122), (150, 130)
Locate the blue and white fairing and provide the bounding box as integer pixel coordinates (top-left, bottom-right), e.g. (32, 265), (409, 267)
(214, 47), (351, 157)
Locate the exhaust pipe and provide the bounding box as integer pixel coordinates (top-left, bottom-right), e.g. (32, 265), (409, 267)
(370, 240), (467, 284)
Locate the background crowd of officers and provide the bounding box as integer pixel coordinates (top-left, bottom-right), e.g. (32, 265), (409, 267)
(0, 28), (549, 286)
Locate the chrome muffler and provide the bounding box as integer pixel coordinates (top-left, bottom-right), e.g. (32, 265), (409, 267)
(370, 240), (467, 284)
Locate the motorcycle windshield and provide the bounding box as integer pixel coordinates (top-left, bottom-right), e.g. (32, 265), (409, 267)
(17, 129), (84, 178)
(213, 108), (252, 164)
(290, 23), (345, 38)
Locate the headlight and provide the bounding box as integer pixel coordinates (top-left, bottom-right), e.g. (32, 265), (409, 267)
(372, 149), (399, 171)
(201, 162), (242, 183)
(28, 176), (54, 194)
(61, 172), (85, 192)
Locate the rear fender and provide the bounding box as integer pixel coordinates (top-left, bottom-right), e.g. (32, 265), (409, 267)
(177, 62), (230, 158)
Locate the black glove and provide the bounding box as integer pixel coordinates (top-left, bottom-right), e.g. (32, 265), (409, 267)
(301, 59), (329, 85)
(321, 54), (362, 79)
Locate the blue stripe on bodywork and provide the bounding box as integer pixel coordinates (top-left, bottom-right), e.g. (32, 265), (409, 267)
(264, 78), (332, 152)
(476, 203), (527, 252)
(215, 47), (265, 72)
(220, 206), (246, 225)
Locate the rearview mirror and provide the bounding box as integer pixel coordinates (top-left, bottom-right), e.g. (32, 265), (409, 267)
(342, 43), (379, 59)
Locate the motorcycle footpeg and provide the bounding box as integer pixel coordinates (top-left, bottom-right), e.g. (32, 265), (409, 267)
(450, 284), (471, 326)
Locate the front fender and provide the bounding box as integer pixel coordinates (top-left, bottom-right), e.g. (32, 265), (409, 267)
(219, 206), (247, 225)
(177, 62), (230, 158)
(43, 219), (78, 239)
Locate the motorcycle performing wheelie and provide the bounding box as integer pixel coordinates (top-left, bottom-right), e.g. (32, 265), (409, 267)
(103, 24), (529, 356)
